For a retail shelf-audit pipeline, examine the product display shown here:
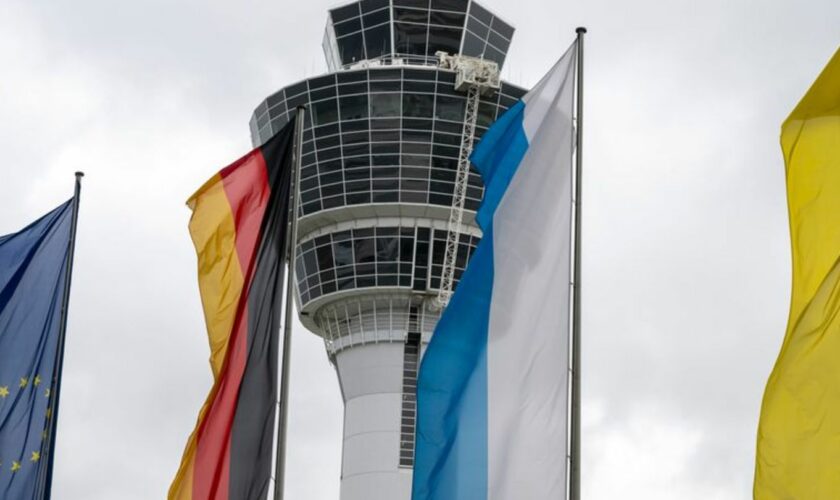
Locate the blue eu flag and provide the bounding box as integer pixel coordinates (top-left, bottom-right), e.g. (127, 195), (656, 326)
(0, 200), (74, 499)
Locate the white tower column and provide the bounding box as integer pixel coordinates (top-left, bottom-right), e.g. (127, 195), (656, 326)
(336, 342), (411, 499)
(315, 297), (436, 500)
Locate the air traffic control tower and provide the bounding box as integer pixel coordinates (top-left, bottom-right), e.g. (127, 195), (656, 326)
(249, 1), (524, 498)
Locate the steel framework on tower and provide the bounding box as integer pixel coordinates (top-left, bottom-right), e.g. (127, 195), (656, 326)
(434, 52), (500, 308)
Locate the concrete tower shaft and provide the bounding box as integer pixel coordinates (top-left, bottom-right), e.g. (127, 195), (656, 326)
(249, 1), (523, 498)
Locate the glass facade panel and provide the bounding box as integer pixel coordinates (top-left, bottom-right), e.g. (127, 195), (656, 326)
(483, 45), (505, 65)
(370, 80), (401, 92)
(426, 26), (462, 56)
(435, 95), (465, 121)
(466, 17), (490, 39)
(334, 17), (362, 37)
(331, 3), (361, 23)
(394, 22), (428, 56)
(266, 91), (284, 109)
(340, 94), (369, 120)
(487, 30), (510, 53)
(394, 0), (430, 7)
(490, 17), (515, 40)
(286, 81), (308, 98)
(468, 3), (493, 25)
(361, 0), (389, 12)
(363, 8), (390, 28)
(403, 81), (435, 94)
(316, 134), (340, 149)
(428, 11), (465, 28)
(340, 82), (368, 96)
(436, 71), (456, 88)
(477, 101), (497, 127)
(313, 98), (339, 125)
(365, 26), (391, 60)
(394, 8), (429, 24)
(430, 0), (468, 12)
(403, 69), (436, 81)
(337, 33), (365, 64)
(338, 71), (367, 84)
(370, 93), (402, 117)
(371, 68), (402, 80)
(310, 86), (337, 102)
(402, 93), (434, 118)
(460, 33), (484, 58)
(377, 237), (399, 261)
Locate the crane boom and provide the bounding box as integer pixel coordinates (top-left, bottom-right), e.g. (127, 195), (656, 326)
(434, 52), (500, 308)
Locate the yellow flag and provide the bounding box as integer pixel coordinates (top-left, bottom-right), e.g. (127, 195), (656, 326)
(755, 47), (840, 499)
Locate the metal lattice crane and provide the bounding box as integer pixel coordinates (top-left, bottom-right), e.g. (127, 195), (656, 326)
(434, 52), (500, 308)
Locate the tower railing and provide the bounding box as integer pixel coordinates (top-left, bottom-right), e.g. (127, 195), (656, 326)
(317, 295), (441, 357)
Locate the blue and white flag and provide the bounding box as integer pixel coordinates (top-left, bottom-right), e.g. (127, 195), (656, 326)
(413, 42), (577, 500)
(0, 200), (74, 499)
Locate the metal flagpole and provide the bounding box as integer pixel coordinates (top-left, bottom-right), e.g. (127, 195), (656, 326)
(274, 106), (305, 500)
(38, 171), (84, 499)
(569, 27), (585, 500)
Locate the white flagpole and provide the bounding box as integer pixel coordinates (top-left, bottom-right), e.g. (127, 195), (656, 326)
(38, 171), (84, 499)
(569, 26), (585, 500)
(273, 106), (305, 500)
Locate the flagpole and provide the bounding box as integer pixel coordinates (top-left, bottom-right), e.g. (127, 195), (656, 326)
(570, 27), (585, 500)
(273, 107), (305, 500)
(39, 171), (84, 499)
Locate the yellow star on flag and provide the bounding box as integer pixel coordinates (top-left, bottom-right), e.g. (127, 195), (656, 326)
(19, 377), (28, 388)
(45, 388), (51, 398)
(45, 407), (52, 419)
(30, 451), (40, 463)
(34, 375), (41, 387)
(11, 461), (21, 472)
(0, 386), (9, 398)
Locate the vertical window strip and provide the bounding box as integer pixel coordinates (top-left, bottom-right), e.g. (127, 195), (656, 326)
(399, 304), (422, 468)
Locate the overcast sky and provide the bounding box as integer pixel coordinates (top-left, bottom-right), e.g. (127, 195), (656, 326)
(0, 0), (838, 498)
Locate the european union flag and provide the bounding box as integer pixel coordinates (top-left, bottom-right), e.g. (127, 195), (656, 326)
(0, 200), (74, 499)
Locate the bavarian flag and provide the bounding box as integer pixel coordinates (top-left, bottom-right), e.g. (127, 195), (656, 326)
(755, 47), (840, 499)
(169, 117), (296, 500)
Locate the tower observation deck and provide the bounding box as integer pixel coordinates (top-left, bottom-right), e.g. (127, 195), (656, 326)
(249, 1), (524, 498)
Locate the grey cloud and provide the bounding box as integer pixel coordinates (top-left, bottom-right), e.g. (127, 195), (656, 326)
(0, 0), (838, 498)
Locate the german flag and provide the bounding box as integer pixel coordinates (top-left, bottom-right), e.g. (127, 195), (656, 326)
(169, 118), (296, 500)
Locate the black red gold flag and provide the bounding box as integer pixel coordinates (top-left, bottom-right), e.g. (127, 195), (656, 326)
(169, 118), (296, 500)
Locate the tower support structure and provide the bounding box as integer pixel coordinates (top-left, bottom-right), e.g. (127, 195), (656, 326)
(434, 53), (499, 308)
